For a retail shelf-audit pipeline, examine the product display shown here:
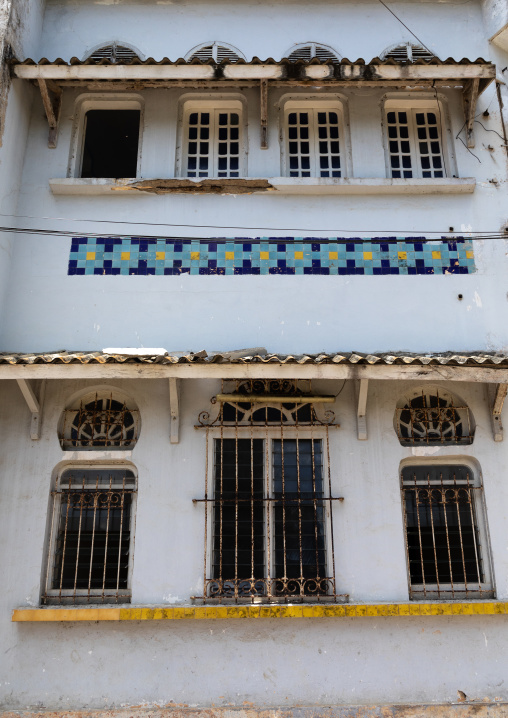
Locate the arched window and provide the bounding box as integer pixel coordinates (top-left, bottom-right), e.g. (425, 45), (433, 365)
(86, 42), (141, 63)
(186, 42), (245, 63)
(381, 43), (437, 62)
(285, 43), (341, 63)
(395, 388), (474, 446)
(59, 389), (140, 450)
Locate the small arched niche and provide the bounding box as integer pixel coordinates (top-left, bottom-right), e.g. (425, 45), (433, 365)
(394, 387), (475, 446)
(59, 387), (141, 451)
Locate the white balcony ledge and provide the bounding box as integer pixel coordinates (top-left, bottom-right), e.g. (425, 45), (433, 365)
(49, 177), (476, 197)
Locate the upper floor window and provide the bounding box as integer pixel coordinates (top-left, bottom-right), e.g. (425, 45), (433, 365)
(281, 98), (347, 178)
(85, 42), (141, 63)
(384, 98), (451, 179)
(381, 43), (437, 63)
(186, 42), (245, 63)
(285, 43), (341, 63)
(395, 388), (474, 446)
(180, 99), (245, 178)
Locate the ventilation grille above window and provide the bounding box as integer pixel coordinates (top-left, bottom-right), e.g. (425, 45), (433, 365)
(383, 43), (436, 62)
(395, 391), (474, 446)
(87, 43), (140, 63)
(188, 42), (243, 63)
(287, 43), (340, 64)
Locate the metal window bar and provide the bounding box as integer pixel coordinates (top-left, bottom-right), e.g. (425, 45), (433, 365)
(61, 395), (139, 449)
(287, 110), (341, 178)
(186, 110), (240, 178)
(194, 384), (345, 604)
(396, 391), (473, 446)
(42, 469), (136, 605)
(401, 465), (491, 600)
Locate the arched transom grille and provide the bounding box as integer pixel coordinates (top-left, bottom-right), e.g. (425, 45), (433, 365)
(396, 390), (473, 446)
(87, 43), (140, 63)
(286, 43), (340, 63)
(60, 395), (140, 449)
(383, 43), (436, 62)
(194, 380), (346, 604)
(188, 42), (243, 63)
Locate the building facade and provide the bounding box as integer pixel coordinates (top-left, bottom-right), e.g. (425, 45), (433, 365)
(1, 0), (508, 716)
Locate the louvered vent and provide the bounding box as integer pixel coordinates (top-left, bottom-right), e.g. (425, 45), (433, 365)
(384, 43), (436, 62)
(88, 44), (139, 63)
(188, 42), (242, 63)
(287, 43), (340, 63)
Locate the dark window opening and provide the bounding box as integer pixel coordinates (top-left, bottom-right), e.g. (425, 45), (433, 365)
(81, 109), (140, 179)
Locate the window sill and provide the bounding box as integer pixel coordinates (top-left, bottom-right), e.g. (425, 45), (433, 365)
(49, 177), (476, 197)
(12, 600), (506, 622)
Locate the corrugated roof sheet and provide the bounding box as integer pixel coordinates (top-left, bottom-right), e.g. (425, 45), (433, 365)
(1, 351), (508, 366)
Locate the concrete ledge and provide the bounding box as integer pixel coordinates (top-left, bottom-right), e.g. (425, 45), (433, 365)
(12, 601), (508, 622)
(49, 177), (476, 196)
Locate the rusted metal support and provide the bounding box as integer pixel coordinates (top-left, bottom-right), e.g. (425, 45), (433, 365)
(37, 78), (62, 148)
(496, 80), (508, 158)
(260, 78), (268, 149)
(169, 377), (180, 444)
(355, 379), (369, 441)
(463, 77), (480, 148)
(16, 378), (45, 440)
(485, 382), (507, 441)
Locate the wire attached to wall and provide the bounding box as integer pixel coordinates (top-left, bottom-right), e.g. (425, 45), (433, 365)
(375, 0), (435, 57)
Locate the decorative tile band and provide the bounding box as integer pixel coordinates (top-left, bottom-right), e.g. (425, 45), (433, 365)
(68, 237), (476, 276)
(12, 601), (507, 622)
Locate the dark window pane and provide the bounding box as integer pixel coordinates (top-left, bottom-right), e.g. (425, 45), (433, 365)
(387, 112), (396, 123)
(81, 110), (140, 179)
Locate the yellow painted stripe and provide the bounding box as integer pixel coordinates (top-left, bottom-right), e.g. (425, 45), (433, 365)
(11, 602), (508, 622)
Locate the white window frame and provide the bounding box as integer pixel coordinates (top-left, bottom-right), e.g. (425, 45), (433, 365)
(205, 427), (334, 598)
(382, 94), (457, 179)
(67, 93), (144, 179)
(42, 462), (138, 604)
(400, 457), (494, 601)
(279, 95), (351, 178)
(176, 96), (247, 178)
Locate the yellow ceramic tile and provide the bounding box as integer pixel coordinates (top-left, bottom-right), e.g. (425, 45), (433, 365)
(294, 251), (304, 259)
(99, 608), (121, 621)
(86, 252), (95, 260)
(269, 606), (282, 618)
(365, 605), (379, 617)
(190, 252), (200, 261)
(466, 250), (474, 259)
(397, 252), (407, 261)
(409, 604), (421, 615)
(398, 604), (411, 616)
(452, 603), (464, 615)
(419, 604), (434, 615)
(156, 252), (165, 260)
(344, 606), (357, 617)
(432, 251), (441, 260)
(205, 607), (218, 619)
(121, 252), (130, 261)
(247, 606), (261, 618)
(260, 252), (269, 260)
(184, 607), (195, 619)
(329, 252), (339, 260)
(172, 607), (186, 620)
(216, 606), (229, 619)
(310, 605), (325, 618)
(355, 605), (368, 617)
(225, 252), (235, 260)
(284, 606), (303, 618)
(193, 607), (207, 620)
(439, 604), (454, 615)
(259, 606), (272, 618)
(363, 251), (373, 261)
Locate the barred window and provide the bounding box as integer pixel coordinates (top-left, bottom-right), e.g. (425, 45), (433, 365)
(395, 389), (474, 446)
(42, 467), (136, 605)
(195, 381), (344, 604)
(60, 392), (140, 450)
(385, 107), (446, 179)
(181, 103), (243, 178)
(402, 464), (492, 600)
(283, 102), (344, 178)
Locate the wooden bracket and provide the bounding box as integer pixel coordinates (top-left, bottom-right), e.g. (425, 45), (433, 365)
(355, 379), (369, 441)
(463, 78), (480, 149)
(16, 379), (46, 440)
(260, 78), (268, 149)
(37, 78), (62, 148)
(485, 383), (507, 442)
(169, 377), (180, 444)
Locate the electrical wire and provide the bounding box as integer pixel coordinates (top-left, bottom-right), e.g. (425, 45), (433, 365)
(375, 0), (435, 56)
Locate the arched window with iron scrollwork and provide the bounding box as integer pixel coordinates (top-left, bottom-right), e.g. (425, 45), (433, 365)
(395, 388), (474, 446)
(194, 379), (346, 605)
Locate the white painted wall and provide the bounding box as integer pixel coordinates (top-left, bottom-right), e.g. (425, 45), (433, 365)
(1, 376), (508, 707)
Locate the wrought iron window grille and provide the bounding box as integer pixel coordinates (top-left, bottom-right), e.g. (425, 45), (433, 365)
(401, 465), (493, 600)
(60, 395), (140, 450)
(42, 468), (137, 605)
(396, 390), (474, 446)
(193, 380), (346, 604)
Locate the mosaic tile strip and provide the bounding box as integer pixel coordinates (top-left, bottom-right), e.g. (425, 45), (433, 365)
(68, 237), (476, 276)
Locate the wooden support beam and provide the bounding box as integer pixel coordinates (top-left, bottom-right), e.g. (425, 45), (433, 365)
(37, 78), (62, 148)
(355, 379), (369, 441)
(260, 79), (268, 149)
(169, 377), (180, 444)
(463, 78), (480, 149)
(16, 379), (45, 440)
(486, 383), (507, 441)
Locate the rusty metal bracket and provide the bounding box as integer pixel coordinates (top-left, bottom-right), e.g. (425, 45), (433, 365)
(16, 378), (46, 439)
(462, 78), (480, 149)
(355, 379), (369, 441)
(485, 383), (507, 442)
(37, 78), (62, 148)
(260, 78), (268, 149)
(169, 377), (180, 444)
